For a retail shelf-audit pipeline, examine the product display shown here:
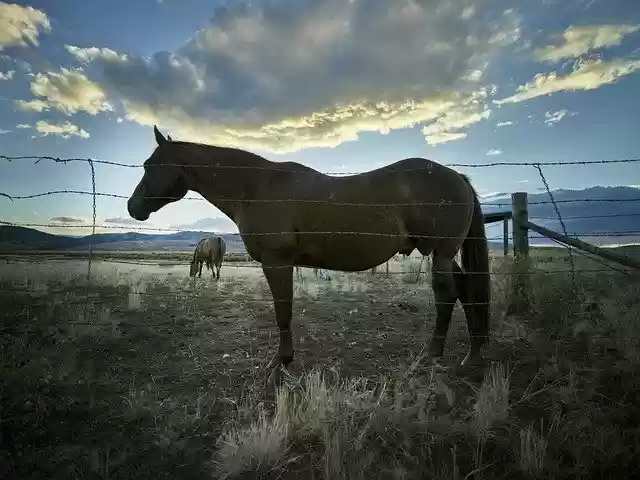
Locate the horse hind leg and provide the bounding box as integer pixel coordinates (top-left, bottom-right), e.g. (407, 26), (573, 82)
(426, 251), (459, 359)
(452, 262), (487, 367)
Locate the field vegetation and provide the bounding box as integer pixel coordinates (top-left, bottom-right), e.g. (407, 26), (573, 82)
(1, 247), (639, 479)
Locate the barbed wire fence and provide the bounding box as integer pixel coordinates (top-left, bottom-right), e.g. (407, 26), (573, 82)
(1, 155), (640, 327)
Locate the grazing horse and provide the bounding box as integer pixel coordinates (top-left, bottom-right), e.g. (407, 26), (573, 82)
(189, 235), (227, 279)
(127, 126), (491, 385)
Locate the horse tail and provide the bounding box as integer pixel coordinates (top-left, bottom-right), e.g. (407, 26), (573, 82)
(191, 241), (200, 264)
(460, 175), (490, 343)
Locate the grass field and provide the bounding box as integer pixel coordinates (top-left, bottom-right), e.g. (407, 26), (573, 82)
(1, 247), (640, 479)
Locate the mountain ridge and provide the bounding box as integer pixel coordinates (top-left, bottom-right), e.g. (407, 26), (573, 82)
(1, 186), (638, 251)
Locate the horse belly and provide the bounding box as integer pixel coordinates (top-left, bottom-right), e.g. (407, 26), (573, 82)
(296, 226), (404, 271)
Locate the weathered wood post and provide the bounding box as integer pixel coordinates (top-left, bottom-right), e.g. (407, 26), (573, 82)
(509, 192), (530, 313)
(503, 217), (509, 256)
(385, 260), (389, 277)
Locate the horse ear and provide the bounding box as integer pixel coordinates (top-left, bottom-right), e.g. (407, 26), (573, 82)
(154, 125), (167, 145)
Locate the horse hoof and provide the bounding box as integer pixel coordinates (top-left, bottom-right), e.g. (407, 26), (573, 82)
(460, 350), (483, 367)
(427, 338), (444, 358)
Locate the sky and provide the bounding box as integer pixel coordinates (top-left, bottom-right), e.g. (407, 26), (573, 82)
(0, 0), (639, 238)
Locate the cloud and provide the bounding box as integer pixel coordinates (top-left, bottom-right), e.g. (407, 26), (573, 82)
(534, 24), (640, 63)
(15, 67), (112, 115)
(63, 0), (524, 152)
(50, 216), (85, 225)
(0, 128), (10, 134)
(479, 191), (510, 201)
(170, 217), (238, 233)
(496, 120), (515, 127)
(35, 120), (90, 139)
(0, 69), (13, 80)
(15, 123), (30, 128)
(494, 57), (640, 105)
(486, 148), (503, 156)
(15, 99), (49, 112)
(0, 2), (50, 50)
(103, 216), (148, 226)
(544, 109), (576, 125)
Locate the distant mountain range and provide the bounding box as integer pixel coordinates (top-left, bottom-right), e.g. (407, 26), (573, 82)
(1, 186), (638, 252)
(482, 185), (640, 246)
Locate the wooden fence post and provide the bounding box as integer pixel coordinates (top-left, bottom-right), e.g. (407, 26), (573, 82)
(503, 217), (509, 257)
(512, 192), (529, 258)
(385, 260), (389, 277)
(509, 192), (530, 313)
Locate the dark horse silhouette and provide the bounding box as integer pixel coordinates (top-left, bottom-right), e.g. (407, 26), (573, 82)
(128, 126), (491, 385)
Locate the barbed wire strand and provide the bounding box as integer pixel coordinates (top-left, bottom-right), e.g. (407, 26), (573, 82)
(0, 254), (633, 275)
(534, 163), (576, 288)
(2, 188), (640, 208)
(2, 220), (640, 239)
(544, 235), (630, 276)
(3, 154), (640, 173)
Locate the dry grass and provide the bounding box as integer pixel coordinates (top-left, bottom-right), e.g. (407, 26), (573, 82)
(1, 248), (640, 479)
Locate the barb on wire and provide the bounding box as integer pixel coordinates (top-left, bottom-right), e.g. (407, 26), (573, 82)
(534, 163), (576, 288)
(0, 192), (13, 201)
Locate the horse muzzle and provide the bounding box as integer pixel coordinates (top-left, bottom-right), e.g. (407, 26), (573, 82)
(127, 199), (150, 221)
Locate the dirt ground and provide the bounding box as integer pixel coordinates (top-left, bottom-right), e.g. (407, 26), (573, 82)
(1, 252), (640, 479)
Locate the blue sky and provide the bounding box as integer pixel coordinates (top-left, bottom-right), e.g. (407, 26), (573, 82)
(0, 0), (639, 237)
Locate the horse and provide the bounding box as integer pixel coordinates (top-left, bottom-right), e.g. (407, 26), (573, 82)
(127, 126), (491, 385)
(189, 235), (227, 279)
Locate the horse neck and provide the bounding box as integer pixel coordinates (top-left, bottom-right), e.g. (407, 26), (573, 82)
(184, 144), (272, 220)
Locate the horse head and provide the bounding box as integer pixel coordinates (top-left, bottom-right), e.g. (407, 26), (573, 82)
(127, 126), (189, 221)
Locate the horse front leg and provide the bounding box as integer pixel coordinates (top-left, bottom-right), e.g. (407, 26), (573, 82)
(261, 259), (294, 388)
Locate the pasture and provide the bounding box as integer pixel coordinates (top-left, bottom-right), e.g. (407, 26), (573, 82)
(1, 247), (640, 479)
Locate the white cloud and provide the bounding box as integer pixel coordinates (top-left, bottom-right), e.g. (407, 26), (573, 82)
(486, 148), (503, 156)
(104, 216), (146, 226)
(534, 24), (640, 62)
(171, 217), (238, 233)
(494, 57), (640, 105)
(35, 120), (90, 139)
(0, 2), (50, 50)
(63, 0), (524, 152)
(15, 67), (112, 115)
(15, 98), (49, 112)
(544, 108), (576, 125)
(496, 120), (515, 127)
(15, 123), (30, 129)
(0, 69), (13, 80)
(50, 216), (85, 225)
(0, 128), (10, 134)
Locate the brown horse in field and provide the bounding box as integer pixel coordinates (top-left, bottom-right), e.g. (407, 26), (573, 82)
(189, 235), (227, 279)
(127, 126), (491, 384)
